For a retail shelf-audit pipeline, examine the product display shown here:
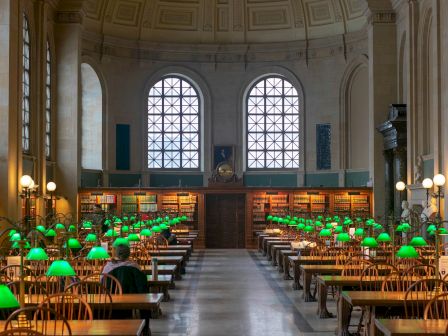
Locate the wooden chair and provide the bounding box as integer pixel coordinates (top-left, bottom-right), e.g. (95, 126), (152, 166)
(38, 293), (93, 320)
(0, 265), (35, 282)
(396, 257), (423, 271)
(37, 275), (79, 295)
(404, 278), (448, 319)
(381, 271), (422, 292)
(405, 264), (436, 278)
(6, 280), (48, 302)
(82, 272), (123, 294)
(341, 260), (372, 277)
(65, 281), (112, 319)
(424, 292), (448, 319)
(4, 306), (72, 336)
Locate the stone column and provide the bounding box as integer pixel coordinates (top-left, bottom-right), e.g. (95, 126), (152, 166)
(54, 3), (84, 216)
(0, 0), (20, 220)
(384, 149), (394, 219)
(393, 147), (407, 217)
(366, 4), (398, 219)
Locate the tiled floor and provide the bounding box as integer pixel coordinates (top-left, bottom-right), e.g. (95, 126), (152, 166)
(151, 249), (340, 336)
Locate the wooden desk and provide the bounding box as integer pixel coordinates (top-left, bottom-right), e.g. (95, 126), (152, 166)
(25, 293), (164, 318)
(374, 319), (448, 336)
(290, 257), (338, 291)
(266, 239), (294, 261)
(147, 274), (172, 301)
(270, 244), (292, 266)
(339, 291), (430, 336)
(148, 256), (184, 280)
(279, 250), (296, 279)
(262, 237), (286, 256)
(257, 234), (270, 252)
(0, 320), (146, 336)
(158, 245), (192, 257)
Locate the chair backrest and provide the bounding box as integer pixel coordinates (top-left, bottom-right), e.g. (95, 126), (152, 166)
(38, 293), (93, 321)
(341, 260), (372, 276)
(405, 264), (436, 278)
(6, 280), (48, 302)
(424, 292), (448, 320)
(381, 271), (422, 292)
(0, 265), (35, 282)
(404, 279), (448, 319)
(82, 272), (123, 294)
(38, 275), (79, 295)
(360, 264), (381, 291)
(4, 306), (72, 336)
(65, 281), (112, 319)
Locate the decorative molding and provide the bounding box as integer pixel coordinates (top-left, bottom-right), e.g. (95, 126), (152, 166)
(56, 11), (84, 24)
(367, 11), (396, 25)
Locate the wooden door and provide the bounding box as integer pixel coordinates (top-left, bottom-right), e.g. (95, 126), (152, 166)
(205, 194), (246, 248)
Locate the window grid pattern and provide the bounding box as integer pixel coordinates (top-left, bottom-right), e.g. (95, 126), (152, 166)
(45, 41), (51, 159)
(247, 76), (300, 169)
(22, 15), (31, 153)
(147, 76), (200, 169)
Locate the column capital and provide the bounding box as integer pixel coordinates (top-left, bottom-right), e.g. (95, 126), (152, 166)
(55, 0), (85, 24)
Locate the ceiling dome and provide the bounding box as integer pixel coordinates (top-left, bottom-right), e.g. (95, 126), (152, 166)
(82, 0), (367, 44)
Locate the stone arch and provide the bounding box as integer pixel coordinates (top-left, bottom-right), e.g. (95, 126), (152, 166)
(339, 54), (369, 169)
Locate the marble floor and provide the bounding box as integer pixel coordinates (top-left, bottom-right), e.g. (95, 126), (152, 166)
(151, 249), (340, 336)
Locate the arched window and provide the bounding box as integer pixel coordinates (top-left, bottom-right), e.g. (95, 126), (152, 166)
(81, 63), (102, 170)
(147, 76), (200, 169)
(246, 76), (300, 169)
(45, 40), (51, 159)
(22, 14), (31, 153)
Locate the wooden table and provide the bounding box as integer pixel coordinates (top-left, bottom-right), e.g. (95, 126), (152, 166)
(158, 245), (192, 257)
(147, 274), (172, 301)
(257, 233), (270, 252)
(145, 256), (184, 279)
(374, 319), (448, 336)
(270, 244), (293, 265)
(289, 257), (338, 291)
(339, 291), (432, 336)
(0, 320), (146, 336)
(262, 237), (286, 256)
(266, 239), (294, 261)
(25, 293), (164, 318)
(279, 250), (296, 278)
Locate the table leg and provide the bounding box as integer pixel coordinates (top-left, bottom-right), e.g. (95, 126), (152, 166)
(303, 271), (316, 302)
(278, 253), (284, 273)
(267, 245), (273, 261)
(284, 256), (293, 280)
(317, 282), (334, 318)
(292, 262), (302, 290)
(336, 293), (352, 336)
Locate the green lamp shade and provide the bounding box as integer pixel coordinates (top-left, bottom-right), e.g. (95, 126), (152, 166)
(113, 237), (130, 247)
(82, 221), (92, 229)
(160, 224), (168, 230)
(12, 241), (30, 249)
(377, 232), (392, 242)
(105, 229), (118, 237)
(140, 229), (152, 237)
(319, 229), (332, 237)
(45, 229), (56, 237)
(26, 247), (49, 260)
(317, 215), (323, 221)
(10, 233), (21, 241)
(85, 233), (97, 242)
(0, 285), (20, 308)
(133, 222), (141, 229)
(288, 221), (297, 226)
(165, 216), (170, 221)
(46, 260), (76, 276)
(152, 226), (161, 233)
(55, 223), (65, 230)
(122, 216), (128, 221)
(284, 219), (290, 224)
(67, 238), (82, 249)
(104, 219), (111, 226)
(314, 221), (323, 227)
(409, 236), (428, 247)
(114, 218), (122, 224)
(356, 217), (362, 223)
(130, 216), (136, 221)
(267, 215), (273, 220)
(374, 224), (383, 230)
(87, 246), (110, 260)
(337, 233), (351, 242)
(325, 223), (333, 229)
(304, 225), (314, 232)
(36, 225), (46, 233)
(8, 229), (17, 237)
(121, 226), (129, 233)
(396, 245), (419, 258)
(439, 228), (448, 235)
(334, 226), (344, 234)
(366, 219), (375, 226)
(395, 225), (404, 232)
(68, 225), (77, 232)
(296, 223), (305, 230)
(354, 228), (364, 237)
(361, 237), (378, 248)
(127, 233), (140, 242)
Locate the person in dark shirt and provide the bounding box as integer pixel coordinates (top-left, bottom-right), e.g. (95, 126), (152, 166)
(162, 228), (177, 245)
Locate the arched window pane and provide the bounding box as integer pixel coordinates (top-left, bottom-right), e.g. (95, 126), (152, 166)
(147, 76), (200, 169)
(247, 76), (300, 169)
(45, 40), (51, 158)
(22, 14), (30, 153)
(81, 63), (102, 170)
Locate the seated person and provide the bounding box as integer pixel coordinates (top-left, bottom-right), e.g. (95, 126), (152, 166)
(102, 244), (147, 293)
(162, 227), (177, 245)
